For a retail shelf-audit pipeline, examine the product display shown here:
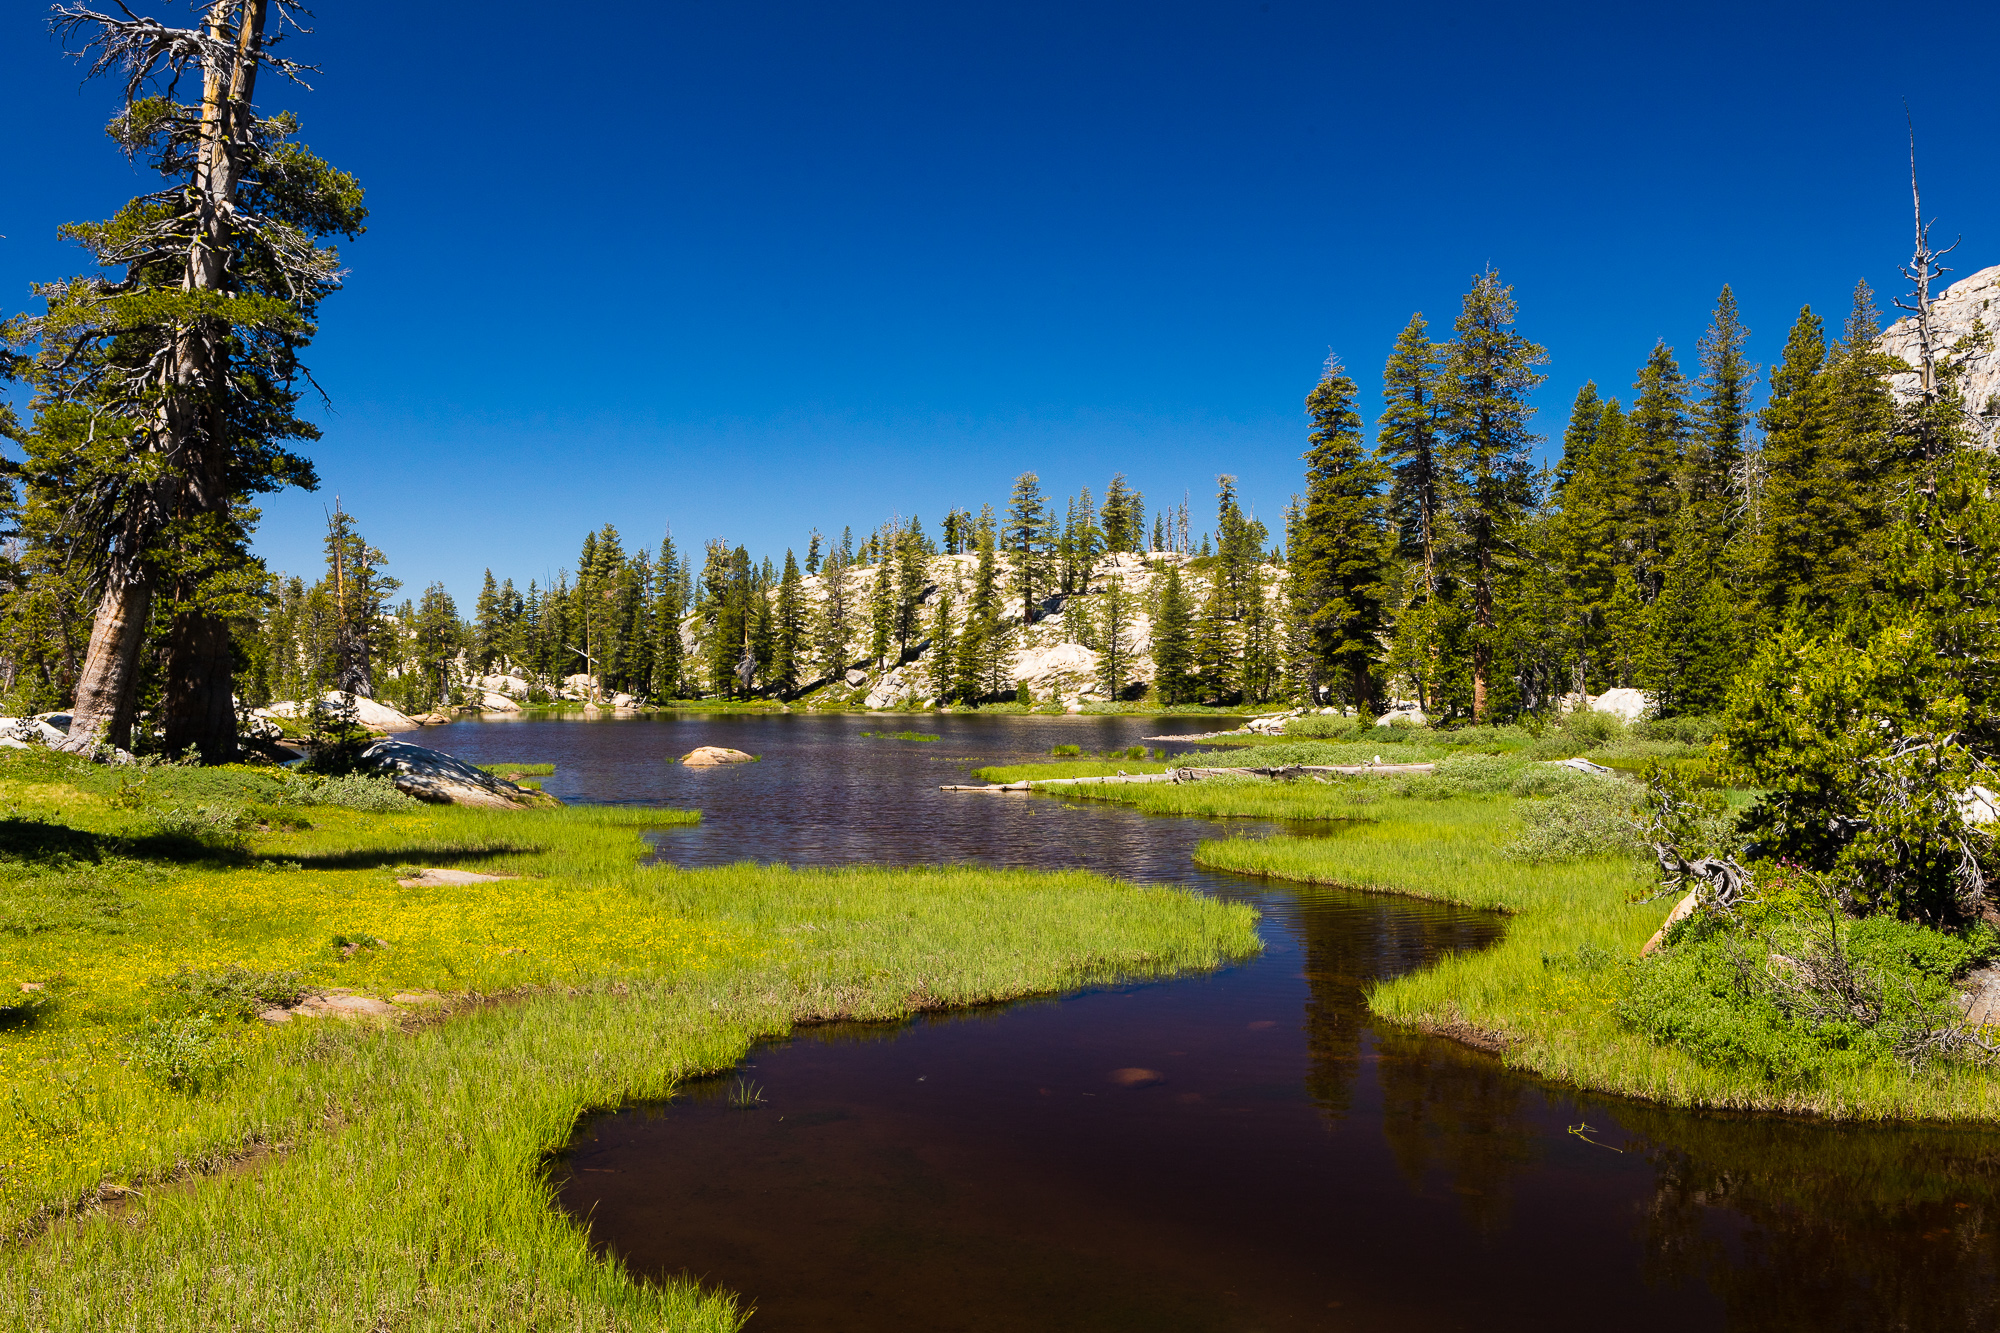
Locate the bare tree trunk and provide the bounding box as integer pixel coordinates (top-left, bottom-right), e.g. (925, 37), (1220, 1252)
(64, 566), (152, 752)
(1472, 541), (1492, 720)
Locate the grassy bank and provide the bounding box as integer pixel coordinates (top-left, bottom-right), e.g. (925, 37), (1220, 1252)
(1007, 739), (2000, 1122)
(0, 752), (1256, 1330)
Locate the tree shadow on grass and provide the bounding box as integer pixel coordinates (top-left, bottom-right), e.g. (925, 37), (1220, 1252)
(278, 844), (539, 872)
(0, 817), (537, 874)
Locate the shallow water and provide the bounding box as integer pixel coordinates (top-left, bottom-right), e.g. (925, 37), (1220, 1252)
(429, 713), (2000, 1331)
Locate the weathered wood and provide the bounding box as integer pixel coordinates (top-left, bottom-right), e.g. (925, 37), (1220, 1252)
(939, 761), (1436, 793)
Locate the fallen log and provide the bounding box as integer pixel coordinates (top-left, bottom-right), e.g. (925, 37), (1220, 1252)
(940, 761), (1435, 793)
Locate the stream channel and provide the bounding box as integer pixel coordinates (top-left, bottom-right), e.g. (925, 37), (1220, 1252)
(427, 712), (2000, 1331)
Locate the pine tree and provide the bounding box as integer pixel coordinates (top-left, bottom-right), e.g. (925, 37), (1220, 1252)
(1643, 507), (1739, 715)
(1190, 575), (1235, 702)
(1756, 307), (1834, 622)
(652, 534), (685, 698)
(928, 585), (956, 702)
(804, 529), (822, 576)
(12, 4), (366, 756)
(773, 550), (804, 696)
(893, 521), (928, 659)
(1101, 475), (1145, 553)
(471, 571), (502, 674)
(1440, 270), (1547, 719)
(1625, 342), (1693, 595)
(1150, 563), (1195, 704)
(1551, 387), (1624, 687)
(321, 503), (398, 698)
(750, 564), (775, 691)
(1006, 473), (1049, 623)
(867, 545), (894, 669)
(1377, 313), (1451, 600)
(1095, 575), (1135, 701)
(410, 583), (463, 711)
(1825, 281), (1902, 599)
(1694, 285), (1755, 508)
(1213, 476), (1268, 623)
(815, 543), (853, 679)
(1292, 358), (1389, 708)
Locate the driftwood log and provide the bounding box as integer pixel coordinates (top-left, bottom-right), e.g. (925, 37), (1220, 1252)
(940, 762), (1435, 793)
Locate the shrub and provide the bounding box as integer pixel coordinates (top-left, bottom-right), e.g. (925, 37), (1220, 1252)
(1620, 914), (1998, 1085)
(1506, 781), (1643, 862)
(1283, 714), (1363, 740)
(130, 1013), (240, 1091)
(1387, 751), (1520, 799)
(157, 964), (310, 1018)
(1528, 709), (1629, 759)
(1050, 744), (1082, 757)
(1634, 714), (1723, 745)
(286, 772), (421, 812)
(150, 802), (255, 850)
(299, 694), (375, 775)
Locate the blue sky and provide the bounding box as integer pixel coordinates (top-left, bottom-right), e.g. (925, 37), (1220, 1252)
(5, 1), (1996, 605)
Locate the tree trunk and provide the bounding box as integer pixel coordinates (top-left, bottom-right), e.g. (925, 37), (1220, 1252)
(64, 567), (152, 752)
(61, 1), (272, 760)
(1472, 541), (1493, 720)
(162, 609), (239, 761)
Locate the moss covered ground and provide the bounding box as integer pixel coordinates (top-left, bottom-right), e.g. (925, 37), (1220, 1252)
(0, 750), (1256, 1330)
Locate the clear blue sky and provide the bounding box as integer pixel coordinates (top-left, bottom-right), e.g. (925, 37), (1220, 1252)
(5, 1), (1996, 606)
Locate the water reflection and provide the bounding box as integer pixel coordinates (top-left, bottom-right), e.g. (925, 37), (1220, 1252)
(426, 714), (2000, 1330)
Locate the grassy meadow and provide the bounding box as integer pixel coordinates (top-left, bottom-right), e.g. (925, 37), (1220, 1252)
(1012, 724), (2000, 1123)
(0, 750), (1257, 1330)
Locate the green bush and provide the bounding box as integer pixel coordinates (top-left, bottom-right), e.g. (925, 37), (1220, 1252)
(1528, 709), (1629, 759)
(286, 772), (421, 812)
(157, 964), (309, 1018)
(1385, 751), (1520, 799)
(1506, 781), (1643, 862)
(1634, 714), (1723, 745)
(1049, 744), (1082, 757)
(129, 1013), (240, 1091)
(1620, 914), (1998, 1086)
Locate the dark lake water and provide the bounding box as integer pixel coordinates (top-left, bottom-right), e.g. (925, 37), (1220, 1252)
(426, 712), (2000, 1331)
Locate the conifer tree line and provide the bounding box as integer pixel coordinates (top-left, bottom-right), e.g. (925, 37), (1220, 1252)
(1285, 265), (1985, 723)
(3, 5), (1988, 747)
(13, 256), (1990, 733)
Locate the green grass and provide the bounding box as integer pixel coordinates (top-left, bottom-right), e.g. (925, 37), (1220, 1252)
(1188, 791), (2000, 1122)
(476, 762), (557, 777)
(0, 750), (1256, 1329)
(971, 760), (1175, 783)
(859, 730), (940, 742)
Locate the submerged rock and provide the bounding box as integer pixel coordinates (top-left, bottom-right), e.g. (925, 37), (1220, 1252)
(359, 739), (544, 808)
(681, 746), (757, 766)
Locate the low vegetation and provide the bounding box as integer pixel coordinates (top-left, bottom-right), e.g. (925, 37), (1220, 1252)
(0, 750), (1255, 1329)
(997, 724), (2000, 1121)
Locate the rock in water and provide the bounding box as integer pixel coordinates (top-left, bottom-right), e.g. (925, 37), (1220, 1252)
(359, 739), (543, 808)
(680, 746), (757, 766)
